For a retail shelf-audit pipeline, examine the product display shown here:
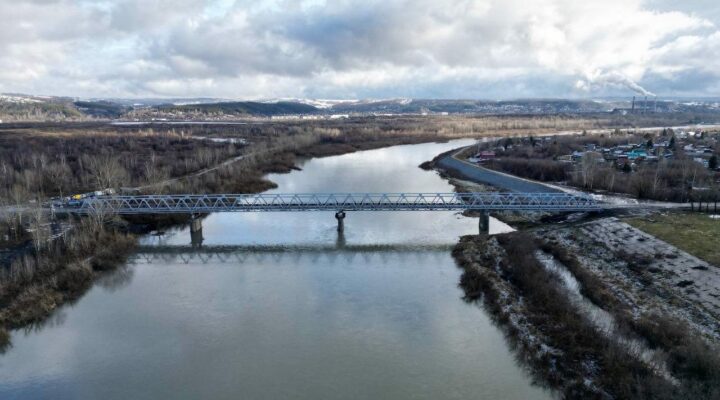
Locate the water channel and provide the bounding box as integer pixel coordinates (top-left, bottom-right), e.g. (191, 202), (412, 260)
(0, 140), (550, 399)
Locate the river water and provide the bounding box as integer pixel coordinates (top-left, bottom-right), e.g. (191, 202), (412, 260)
(0, 140), (550, 399)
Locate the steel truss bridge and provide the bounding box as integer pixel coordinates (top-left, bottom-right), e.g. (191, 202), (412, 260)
(54, 192), (601, 214)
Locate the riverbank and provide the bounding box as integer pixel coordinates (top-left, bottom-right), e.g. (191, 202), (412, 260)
(453, 227), (720, 398)
(424, 138), (720, 397)
(0, 221), (137, 350)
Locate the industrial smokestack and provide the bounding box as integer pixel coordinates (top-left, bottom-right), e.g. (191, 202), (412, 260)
(654, 97), (657, 113)
(631, 96), (635, 113)
(644, 96), (648, 114)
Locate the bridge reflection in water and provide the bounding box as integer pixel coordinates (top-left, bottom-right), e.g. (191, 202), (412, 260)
(130, 243), (453, 265)
(134, 220), (457, 265)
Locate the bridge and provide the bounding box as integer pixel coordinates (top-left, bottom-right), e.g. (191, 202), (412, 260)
(52, 192), (600, 235)
(54, 192), (600, 214)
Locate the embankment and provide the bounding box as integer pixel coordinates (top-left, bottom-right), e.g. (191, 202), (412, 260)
(453, 231), (720, 399)
(431, 147), (560, 193)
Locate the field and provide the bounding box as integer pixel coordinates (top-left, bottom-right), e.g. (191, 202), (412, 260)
(625, 213), (720, 266)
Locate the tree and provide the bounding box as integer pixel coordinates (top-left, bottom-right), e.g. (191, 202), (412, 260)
(580, 152), (602, 189)
(710, 155), (718, 170)
(28, 206), (49, 253)
(502, 137), (514, 150)
(668, 136), (676, 150)
(646, 139), (653, 149)
(86, 154), (128, 190)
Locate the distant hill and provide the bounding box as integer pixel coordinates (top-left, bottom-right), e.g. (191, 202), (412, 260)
(0, 95), (84, 122)
(326, 98), (615, 114)
(2, 94), (719, 122)
(74, 100), (129, 118)
(154, 101), (319, 116)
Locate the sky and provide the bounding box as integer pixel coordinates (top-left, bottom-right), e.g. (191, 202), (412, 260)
(0, 0), (719, 100)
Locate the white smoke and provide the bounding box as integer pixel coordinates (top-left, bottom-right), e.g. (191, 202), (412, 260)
(576, 71), (655, 97)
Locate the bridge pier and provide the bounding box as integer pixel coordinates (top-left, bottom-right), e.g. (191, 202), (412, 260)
(335, 211), (346, 232)
(478, 211), (490, 235)
(190, 214), (203, 247)
(335, 224), (346, 248)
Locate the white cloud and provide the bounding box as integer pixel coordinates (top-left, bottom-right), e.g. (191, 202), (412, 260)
(0, 0), (718, 98)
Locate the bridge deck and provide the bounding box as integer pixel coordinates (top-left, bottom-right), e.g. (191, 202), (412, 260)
(53, 192), (600, 214)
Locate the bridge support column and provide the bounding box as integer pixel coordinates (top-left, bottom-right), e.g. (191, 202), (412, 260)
(478, 211), (490, 235)
(190, 214), (203, 247)
(335, 211), (346, 232)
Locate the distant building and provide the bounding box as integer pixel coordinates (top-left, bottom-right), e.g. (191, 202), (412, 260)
(478, 151), (495, 159)
(627, 149), (648, 160)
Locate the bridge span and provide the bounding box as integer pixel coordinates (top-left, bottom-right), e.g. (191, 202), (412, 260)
(54, 192), (601, 214)
(53, 192), (601, 235)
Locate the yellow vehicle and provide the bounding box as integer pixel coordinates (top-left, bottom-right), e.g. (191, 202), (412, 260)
(72, 194), (83, 200)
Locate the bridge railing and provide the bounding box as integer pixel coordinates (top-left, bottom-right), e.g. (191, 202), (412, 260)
(52, 192), (600, 214)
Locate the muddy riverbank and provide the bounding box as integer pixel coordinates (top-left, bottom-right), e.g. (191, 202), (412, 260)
(448, 210), (720, 398)
(453, 227), (720, 398)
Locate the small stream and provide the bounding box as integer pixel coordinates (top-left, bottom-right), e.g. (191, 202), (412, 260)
(535, 251), (675, 382)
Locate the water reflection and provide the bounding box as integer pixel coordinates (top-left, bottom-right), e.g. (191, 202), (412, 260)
(0, 140), (550, 400)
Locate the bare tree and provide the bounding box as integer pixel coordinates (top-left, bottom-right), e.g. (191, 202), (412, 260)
(28, 207), (49, 253)
(86, 154), (128, 190)
(651, 160), (665, 197)
(85, 200), (117, 234)
(580, 152), (602, 189)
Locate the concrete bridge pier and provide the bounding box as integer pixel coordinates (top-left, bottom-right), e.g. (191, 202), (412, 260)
(335, 211), (346, 232)
(190, 214), (203, 247)
(335, 224), (346, 248)
(478, 211), (490, 235)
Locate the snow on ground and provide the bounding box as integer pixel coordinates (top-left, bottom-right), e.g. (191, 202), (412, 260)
(540, 217), (720, 339)
(0, 94), (44, 104)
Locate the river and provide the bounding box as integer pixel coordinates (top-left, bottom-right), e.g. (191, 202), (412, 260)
(0, 140), (550, 399)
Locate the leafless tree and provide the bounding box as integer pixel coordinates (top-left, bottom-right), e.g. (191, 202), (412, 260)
(580, 152), (602, 189)
(85, 201), (117, 233)
(28, 207), (49, 253)
(86, 154), (128, 190)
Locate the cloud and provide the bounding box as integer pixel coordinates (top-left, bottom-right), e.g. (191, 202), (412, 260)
(0, 0), (719, 98)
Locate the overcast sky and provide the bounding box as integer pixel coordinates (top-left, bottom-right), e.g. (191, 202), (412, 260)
(1, 0), (719, 99)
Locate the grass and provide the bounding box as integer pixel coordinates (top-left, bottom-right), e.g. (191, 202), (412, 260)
(625, 213), (720, 266)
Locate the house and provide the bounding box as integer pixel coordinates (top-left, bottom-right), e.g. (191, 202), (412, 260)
(694, 157), (709, 167)
(627, 149), (648, 160)
(468, 151), (496, 163)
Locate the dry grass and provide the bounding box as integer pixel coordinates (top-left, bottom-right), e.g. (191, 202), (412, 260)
(455, 232), (720, 398)
(625, 213), (720, 266)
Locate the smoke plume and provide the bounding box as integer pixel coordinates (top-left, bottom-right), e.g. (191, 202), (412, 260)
(577, 71), (655, 97)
